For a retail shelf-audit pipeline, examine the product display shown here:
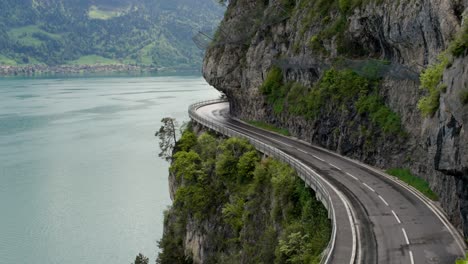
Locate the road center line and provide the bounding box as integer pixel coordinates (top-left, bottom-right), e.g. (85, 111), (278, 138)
(378, 195), (389, 206)
(363, 183), (375, 192)
(409, 250), (415, 264)
(312, 155), (325, 162)
(297, 148), (308, 154)
(402, 228), (410, 245)
(329, 163), (342, 171)
(392, 210), (402, 224)
(346, 172), (359, 180)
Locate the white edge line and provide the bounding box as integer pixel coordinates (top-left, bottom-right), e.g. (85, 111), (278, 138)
(311, 169), (357, 264)
(363, 182), (376, 192)
(227, 110), (458, 254)
(402, 228), (410, 245)
(210, 112), (352, 264)
(288, 134), (467, 254)
(409, 250), (415, 264)
(378, 195), (389, 206)
(392, 210), (402, 224)
(221, 104), (465, 257)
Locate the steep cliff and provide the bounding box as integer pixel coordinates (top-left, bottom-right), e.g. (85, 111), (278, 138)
(203, 0), (468, 236)
(157, 128), (330, 263)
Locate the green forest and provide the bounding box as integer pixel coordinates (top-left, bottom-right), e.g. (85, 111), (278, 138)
(0, 0), (223, 69)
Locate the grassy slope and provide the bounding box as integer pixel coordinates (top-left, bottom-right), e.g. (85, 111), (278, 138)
(0, 0), (224, 67)
(68, 55), (120, 65)
(88, 5), (125, 20)
(0, 55), (18, 65)
(8, 25), (62, 47)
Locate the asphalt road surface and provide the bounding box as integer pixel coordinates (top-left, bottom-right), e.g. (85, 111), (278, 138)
(194, 101), (466, 264)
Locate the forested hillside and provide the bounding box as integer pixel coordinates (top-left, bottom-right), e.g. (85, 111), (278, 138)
(0, 0), (223, 69)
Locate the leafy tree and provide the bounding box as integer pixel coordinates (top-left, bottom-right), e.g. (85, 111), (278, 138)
(170, 151), (204, 182)
(195, 132), (217, 160)
(177, 130), (198, 152)
(155, 117), (178, 161)
(237, 150), (259, 184)
(133, 253), (149, 264)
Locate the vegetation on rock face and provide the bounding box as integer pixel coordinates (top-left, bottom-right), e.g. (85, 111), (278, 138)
(418, 22), (468, 116)
(297, 0), (384, 55)
(449, 23), (468, 58)
(0, 0), (223, 68)
(158, 129), (331, 263)
(417, 55), (449, 117)
(386, 168), (438, 201)
(456, 254), (468, 264)
(260, 66), (403, 136)
(461, 89), (468, 105)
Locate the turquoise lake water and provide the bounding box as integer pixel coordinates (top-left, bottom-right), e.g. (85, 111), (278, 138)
(0, 75), (220, 263)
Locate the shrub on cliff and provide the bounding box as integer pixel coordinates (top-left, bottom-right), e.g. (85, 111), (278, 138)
(417, 55), (449, 117)
(449, 23), (468, 57)
(260, 67), (403, 136)
(158, 131), (331, 263)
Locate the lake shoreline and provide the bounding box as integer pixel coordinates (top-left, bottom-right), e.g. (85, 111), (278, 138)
(0, 64), (162, 76)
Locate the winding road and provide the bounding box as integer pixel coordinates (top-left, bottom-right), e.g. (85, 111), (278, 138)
(191, 101), (466, 264)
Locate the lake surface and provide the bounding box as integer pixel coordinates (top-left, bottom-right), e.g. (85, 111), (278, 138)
(0, 75), (220, 263)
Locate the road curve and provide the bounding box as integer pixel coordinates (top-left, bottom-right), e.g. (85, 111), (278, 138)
(192, 101), (466, 264)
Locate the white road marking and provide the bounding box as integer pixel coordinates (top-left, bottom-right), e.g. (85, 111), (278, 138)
(329, 163), (342, 171)
(221, 119), (296, 149)
(346, 172), (359, 181)
(310, 169), (357, 264)
(201, 104), (467, 259)
(297, 148), (308, 154)
(392, 210), (402, 224)
(312, 155), (325, 162)
(402, 228), (410, 245)
(378, 195), (389, 206)
(363, 183), (375, 192)
(409, 250), (415, 264)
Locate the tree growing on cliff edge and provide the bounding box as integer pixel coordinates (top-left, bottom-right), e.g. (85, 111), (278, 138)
(133, 253), (149, 264)
(155, 117), (178, 161)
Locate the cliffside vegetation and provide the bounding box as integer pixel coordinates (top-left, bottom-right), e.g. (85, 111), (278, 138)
(0, 0), (223, 68)
(260, 66), (403, 136)
(204, 0), (468, 238)
(158, 127), (331, 263)
(418, 22), (468, 115)
(418, 55), (449, 117)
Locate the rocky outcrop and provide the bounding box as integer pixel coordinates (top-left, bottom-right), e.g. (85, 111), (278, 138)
(203, 0), (468, 236)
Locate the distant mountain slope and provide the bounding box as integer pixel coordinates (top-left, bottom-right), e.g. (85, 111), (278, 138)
(0, 0), (223, 68)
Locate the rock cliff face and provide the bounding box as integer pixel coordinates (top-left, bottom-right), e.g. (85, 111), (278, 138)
(203, 0), (468, 236)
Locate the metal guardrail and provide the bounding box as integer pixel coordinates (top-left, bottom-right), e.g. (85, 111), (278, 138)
(188, 99), (337, 264)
